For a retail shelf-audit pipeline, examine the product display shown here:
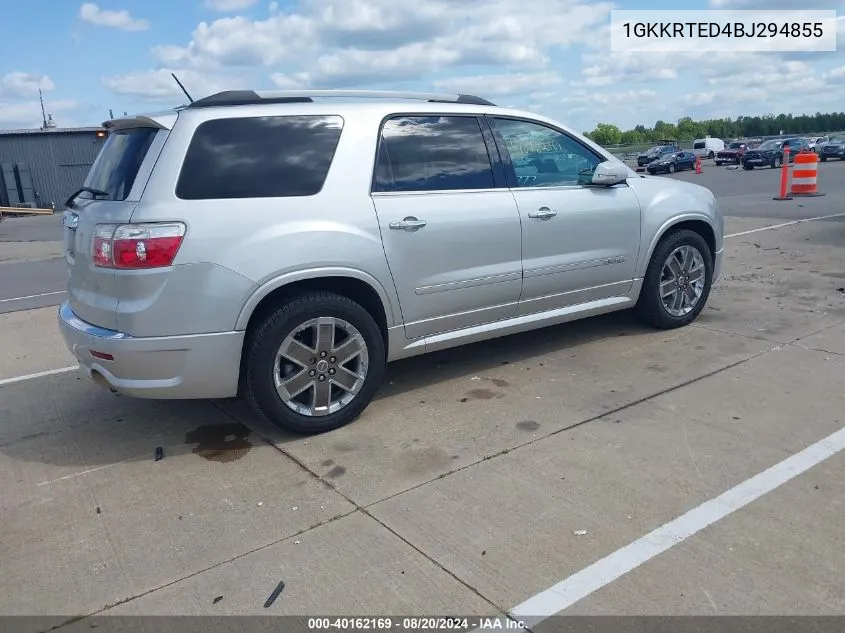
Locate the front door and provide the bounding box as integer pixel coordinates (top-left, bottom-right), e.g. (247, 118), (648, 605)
(371, 114), (523, 340)
(488, 116), (642, 316)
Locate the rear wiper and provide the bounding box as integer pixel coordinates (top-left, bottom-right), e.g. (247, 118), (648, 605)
(65, 186), (109, 209)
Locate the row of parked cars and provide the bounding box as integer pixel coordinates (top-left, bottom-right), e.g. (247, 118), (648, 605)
(636, 135), (845, 174)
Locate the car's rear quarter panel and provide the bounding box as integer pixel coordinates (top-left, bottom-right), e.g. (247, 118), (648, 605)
(128, 104), (403, 338)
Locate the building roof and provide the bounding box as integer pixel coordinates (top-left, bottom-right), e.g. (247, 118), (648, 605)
(0, 126), (105, 137)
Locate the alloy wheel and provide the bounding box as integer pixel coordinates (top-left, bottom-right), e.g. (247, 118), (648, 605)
(273, 316), (369, 417)
(659, 245), (706, 317)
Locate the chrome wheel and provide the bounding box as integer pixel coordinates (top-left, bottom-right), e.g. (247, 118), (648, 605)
(660, 245), (706, 317)
(273, 317), (369, 417)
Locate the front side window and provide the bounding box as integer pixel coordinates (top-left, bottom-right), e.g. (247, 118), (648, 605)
(176, 115), (343, 200)
(492, 118), (602, 188)
(372, 115), (495, 193)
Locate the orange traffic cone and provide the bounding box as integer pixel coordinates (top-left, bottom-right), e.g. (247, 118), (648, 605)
(695, 155), (702, 174)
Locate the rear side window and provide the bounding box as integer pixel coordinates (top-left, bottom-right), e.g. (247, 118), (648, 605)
(84, 128), (157, 201)
(176, 115), (343, 199)
(373, 115), (495, 193)
(693, 141), (705, 149)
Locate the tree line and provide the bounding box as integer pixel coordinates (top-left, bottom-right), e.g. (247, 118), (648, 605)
(584, 111), (845, 146)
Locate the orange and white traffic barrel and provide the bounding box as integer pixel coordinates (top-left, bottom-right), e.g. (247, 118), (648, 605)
(790, 150), (825, 197)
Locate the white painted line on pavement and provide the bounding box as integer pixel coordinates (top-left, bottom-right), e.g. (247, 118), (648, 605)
(725, 212), (845, 239)
(0, 365), (79, 387)
(0, 290), (65, 303)
(497, 425), (845, 631)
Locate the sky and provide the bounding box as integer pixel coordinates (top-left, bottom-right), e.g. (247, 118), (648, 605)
(1, 0), (844, 134)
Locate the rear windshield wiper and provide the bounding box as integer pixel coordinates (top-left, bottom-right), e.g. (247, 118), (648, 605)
(65, 186), (110, 209)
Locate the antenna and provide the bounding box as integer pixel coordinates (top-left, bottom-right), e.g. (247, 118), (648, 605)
(171, 73), (194, 103)
(39, 88), (48, 129)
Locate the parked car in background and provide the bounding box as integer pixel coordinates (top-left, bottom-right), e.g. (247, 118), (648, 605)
(693, 137), (725, 159)
(819, 136), (845, 161)
(637, 144), (677, 167)
(742, 137), (809, 169)
(714, 141), (749, 166)
(646, 150), (697, 174)
(57, 89), (723, 434)
(805, 136), (828, 153)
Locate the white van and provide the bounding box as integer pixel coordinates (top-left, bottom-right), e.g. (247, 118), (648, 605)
(693, 137), (726, 159)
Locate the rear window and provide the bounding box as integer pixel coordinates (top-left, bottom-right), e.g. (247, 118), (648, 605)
(372, 115), (495, 193)
(83, 127), (157, 201)
(693, 141), (705, 149)
(176, 115), (344, 200)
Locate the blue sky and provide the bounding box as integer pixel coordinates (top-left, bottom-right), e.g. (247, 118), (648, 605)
(1, 0), (843, 134)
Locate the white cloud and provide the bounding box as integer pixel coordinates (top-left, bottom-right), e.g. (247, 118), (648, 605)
(102, 69), (226, 103)
(433, 72), (563, 97)
(0, 99), (79, 130)
(204, 0), (260, 11)
(825, 66), (845, 82)
(79, 3), (150, 31)
(1, 72), (55, 97)
(269, 73), (310, 89)
(153, 0), (613, 81)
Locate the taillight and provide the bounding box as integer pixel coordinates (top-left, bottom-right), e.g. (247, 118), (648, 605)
(92, 222), (186, 269)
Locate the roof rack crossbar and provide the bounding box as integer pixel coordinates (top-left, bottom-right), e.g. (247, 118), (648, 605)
(186, 90), (496, 109)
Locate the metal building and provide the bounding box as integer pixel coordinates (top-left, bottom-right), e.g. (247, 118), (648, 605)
(0, 126), (107, 212)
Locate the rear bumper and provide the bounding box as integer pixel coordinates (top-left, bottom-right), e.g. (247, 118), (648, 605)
(58, 301), (244, 399)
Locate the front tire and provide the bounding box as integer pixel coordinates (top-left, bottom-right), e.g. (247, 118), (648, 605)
(636, 229), (713, 330)
(772, 156), (782, 169)
(244, 291), (386, 435)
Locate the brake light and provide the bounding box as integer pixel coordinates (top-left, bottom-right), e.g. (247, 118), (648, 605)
(92, 222), (186, 269)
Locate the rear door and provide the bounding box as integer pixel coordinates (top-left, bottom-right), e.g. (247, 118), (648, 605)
(63, 118), (170, 330)
(371, 114), (523, 340)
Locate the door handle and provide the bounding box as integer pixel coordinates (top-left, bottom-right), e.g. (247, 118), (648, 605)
(389, 217), (427, 230)
(528, 207), (557, 220)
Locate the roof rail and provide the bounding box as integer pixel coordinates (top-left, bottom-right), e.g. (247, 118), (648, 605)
(185, 90), (496, 109)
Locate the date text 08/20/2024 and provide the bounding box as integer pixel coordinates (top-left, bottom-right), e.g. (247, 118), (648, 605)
(307, 617), (525, 631)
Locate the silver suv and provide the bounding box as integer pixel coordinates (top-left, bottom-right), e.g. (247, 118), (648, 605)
(59, 90), (723, 434)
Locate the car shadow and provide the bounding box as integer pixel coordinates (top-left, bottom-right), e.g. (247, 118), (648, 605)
(1, 309), (656, 469)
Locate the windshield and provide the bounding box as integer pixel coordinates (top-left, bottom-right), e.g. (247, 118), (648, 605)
(728, 142), (743, 149)
(83, 127), (158, 201)
(756, 139), (782, 150)
(829, 137), (844, 144)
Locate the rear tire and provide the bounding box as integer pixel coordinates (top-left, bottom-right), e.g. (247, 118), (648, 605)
(244, 291), (386, 435)
(821, 155), (827, 162)
(772, 156), (782, 169)
(636, 229), (713, 330)
(743, 164), (753, 170)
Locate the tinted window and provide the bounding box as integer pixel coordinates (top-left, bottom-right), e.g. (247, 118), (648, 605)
(176, 115), (343, 199)
(373, 116), (495, 192)
(84, 128), (157, 201)
(693, 141), (705, 149)
(493, 118), (602, 188)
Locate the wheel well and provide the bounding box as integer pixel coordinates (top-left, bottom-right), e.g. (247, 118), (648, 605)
(660, 220), (716, 258)
(244, 276), (389, 342)
(237, 276), (390, 395)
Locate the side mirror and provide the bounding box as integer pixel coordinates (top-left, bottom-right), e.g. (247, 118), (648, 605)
(588, 161), (629, 186)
